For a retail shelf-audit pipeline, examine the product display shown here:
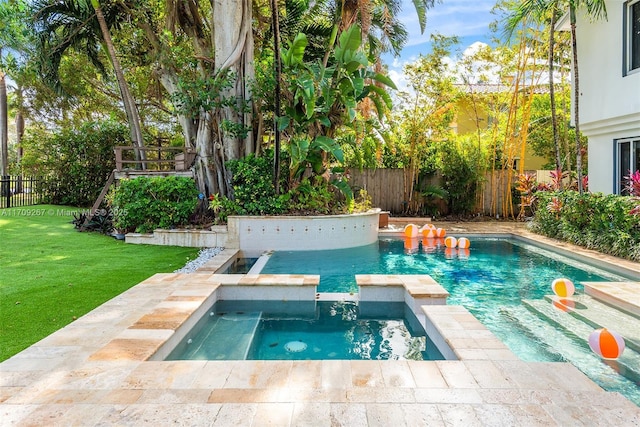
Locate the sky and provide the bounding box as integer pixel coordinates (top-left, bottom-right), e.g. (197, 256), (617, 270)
(384, 0), (499, 92)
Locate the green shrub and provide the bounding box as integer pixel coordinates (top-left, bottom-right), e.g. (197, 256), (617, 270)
(21, 121), (126, 206)
(288, 177), (338, 214)
(436, 141), (482, 215)
(109, 176), (199, 233)
(225, 153), (289, 215)
(212, 153), (349, 219)
(532, 191), (640, 261)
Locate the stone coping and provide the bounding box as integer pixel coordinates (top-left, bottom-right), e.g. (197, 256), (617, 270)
(356, 274), (450, 299)
(3, 270), (639, 425)
(422, 305), (519, 362)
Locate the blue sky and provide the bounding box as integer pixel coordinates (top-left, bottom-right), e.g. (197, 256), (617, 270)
(384, 0), (499, 89)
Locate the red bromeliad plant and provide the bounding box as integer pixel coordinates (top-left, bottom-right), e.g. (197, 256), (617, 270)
(516, 173), (538, 219)
(625, 170), (640, 196)
(626, 170), (640, 216)
(547, 196), (563, 218)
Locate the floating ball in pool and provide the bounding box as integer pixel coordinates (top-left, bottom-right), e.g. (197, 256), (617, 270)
(421, 226), (436, 238)
(404, 224), (419, 238)
(552, 278), (575, 297)
(284, 340), (307, 353)
(444, 236), (457, 248)
(436, 228), (446, 238)
(588, 328), (625, 360)
(457, 237), (470, 249)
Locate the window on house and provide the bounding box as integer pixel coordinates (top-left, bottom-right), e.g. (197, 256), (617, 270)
(617, 137), (640, 194)
(625, 0), (640, 74)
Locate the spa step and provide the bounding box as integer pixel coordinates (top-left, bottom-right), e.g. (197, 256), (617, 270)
(542, 294), (640, 352)
(583, 281), (640, 318)
(519, 300), (640, 381)
(176, 311), (261, 360)
(505, 303), (640, 385)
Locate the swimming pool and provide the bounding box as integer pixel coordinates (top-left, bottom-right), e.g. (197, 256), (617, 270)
(165, 300), (445, 361)
(260, 237), (640, 405)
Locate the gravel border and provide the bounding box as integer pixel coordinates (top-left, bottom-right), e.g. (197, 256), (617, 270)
(173, 247), (224, 273)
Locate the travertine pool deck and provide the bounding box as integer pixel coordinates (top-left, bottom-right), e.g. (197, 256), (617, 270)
(2, 222), (640, 426)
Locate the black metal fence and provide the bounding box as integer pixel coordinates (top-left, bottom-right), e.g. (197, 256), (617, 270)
(0, 176), (43, 209)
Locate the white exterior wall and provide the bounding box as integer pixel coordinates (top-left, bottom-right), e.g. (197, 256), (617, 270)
(575, 1), (640, 194)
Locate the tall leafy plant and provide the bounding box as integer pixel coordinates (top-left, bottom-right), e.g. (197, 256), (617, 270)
(278, 24), (396, 201)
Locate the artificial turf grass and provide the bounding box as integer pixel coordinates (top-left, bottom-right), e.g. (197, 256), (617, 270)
(0, 205), (200, 361)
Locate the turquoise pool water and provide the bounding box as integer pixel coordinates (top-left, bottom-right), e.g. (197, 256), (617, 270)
(261, 237), (640, 406)
(166, 300), (444, 361)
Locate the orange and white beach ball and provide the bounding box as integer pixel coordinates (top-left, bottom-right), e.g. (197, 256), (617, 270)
(421, 226), (436, 238)
(551, 278), (575, 298)
(588, 328), (625, 360)
(444, 236), (457, 248)
(404, 224), (419, 238)
(457, 237), (470, 249)
(436, 228), (446, 238)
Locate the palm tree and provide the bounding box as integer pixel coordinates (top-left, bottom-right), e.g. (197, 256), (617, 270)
(568, 0), (607, 193)
(32, 0), (146, 166)
(504, 0), (607, 194)
(0, 64), (7, 178)
(0, 0), (30, 178)
(90, 0), (145, 166)
(321, 0), (435, 67)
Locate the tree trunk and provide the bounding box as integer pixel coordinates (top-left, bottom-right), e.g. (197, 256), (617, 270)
(156, 65), (228, 196)
(214, 0), (255, 159)
(0, 71), (8, 176)
(549, 3), (563, 189)
(15, 107), (24, 193)
(271, 0), (282, 194)
(570, 7), (583, 193)
(91, 0), (146, 168)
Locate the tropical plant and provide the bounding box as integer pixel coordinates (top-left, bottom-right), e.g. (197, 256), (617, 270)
(516, 172), (537, 219)
(278, 25), (396, 201)
(533, 191), (640, 261)
(420, 183), (448, 218)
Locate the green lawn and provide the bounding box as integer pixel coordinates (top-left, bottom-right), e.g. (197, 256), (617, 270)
(0, 205), (199, 361)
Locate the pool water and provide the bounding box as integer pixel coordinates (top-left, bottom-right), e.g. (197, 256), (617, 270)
(166, 300), (444, 361)
(261, 237), (640, 406)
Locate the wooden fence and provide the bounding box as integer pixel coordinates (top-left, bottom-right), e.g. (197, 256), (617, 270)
(349, 169), (406, 214)
(0, 176), (43, 209)
(349, 168), (554, 216)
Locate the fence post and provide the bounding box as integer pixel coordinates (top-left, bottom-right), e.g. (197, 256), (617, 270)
(1, 175), (10, 208)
